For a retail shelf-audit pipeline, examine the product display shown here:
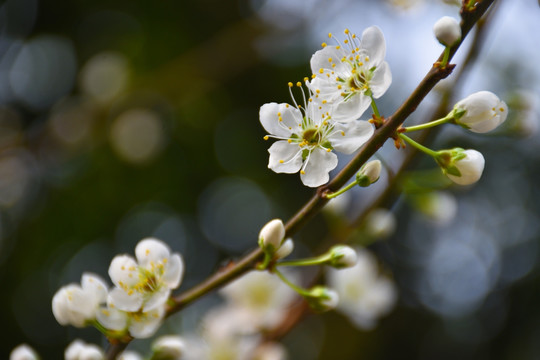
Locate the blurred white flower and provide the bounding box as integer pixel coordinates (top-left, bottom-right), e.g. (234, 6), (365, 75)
(108, 238), (184, 312)
(52, 273), (108, 327)
(433, 16), (461, 46)
(363, 208), (396, 239)
(453, 91), (508, 133)
(152, 335), (185, 359)
(252, 342), (288, 360)
(309, 26), (392, 122)
(64, 339), (104, 360)
(219, 270), (298, 331)
(413, 191), (457, 225)
(328, 248), (397, 329)
(117, 351), (143, 360)
(80, 51), (129, 104)
(10, 344), (39, 360)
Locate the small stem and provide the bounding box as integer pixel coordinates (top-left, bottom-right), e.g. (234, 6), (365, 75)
(370, 95), (381, 118)
(402, 113), (454, 132)
(274, 268), (310, 296)
(277, 254), (331, 268)
(440, 46), (451, 68)
(325, 180), (358, 199)
(398, 133), (439, 158)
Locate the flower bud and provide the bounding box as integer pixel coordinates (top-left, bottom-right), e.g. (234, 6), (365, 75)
(327, 245), (358, 268)
(453, 91), (508, 133)
(305, 286), (339, 312)
(356, 160), (381, 187)
(152, 335), (185, 360)
(65, 340), (104, 360)
(274, 238), (294, 260)
(437, 148), (485, 185)
(10, 344), (39, 360)
(118, 351), (143, 360)
(433, 16), (461, 46)
(258, 219), (285, 253)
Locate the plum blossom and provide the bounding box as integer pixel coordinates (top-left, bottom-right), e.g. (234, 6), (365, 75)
(52, 273), (108, 327)
(10, 344), (39, 360)
(96, 302), (166, 338)
(260, 83), (373, 187)
(453, 91), (508, 133)
(309, 27), (392, 122)
(64, 339), (105, 360)
(108, 238), (184, 312)
(328, 248), (397, 329)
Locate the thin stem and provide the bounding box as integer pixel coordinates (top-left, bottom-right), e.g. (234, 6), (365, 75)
(440, 46), (451, 68)
(325, 180), (357, 199)
(274, 268), (310, 296)
(370, 95), (381, 118)
(403, 113), (454, 132)
(277, 254), (331, 267)
(398, 133), (439, 158)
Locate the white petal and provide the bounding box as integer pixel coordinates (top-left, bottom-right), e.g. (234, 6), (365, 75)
(65, 340), (85, 360)
(331, 94), (371, 122)
(108, 255), (139, 288)
(128, 307), (165, 339)
(310, 46), (348, 74)
(369, 61), (392, 99)
(135, 238), (171, 269)
(162, 253), (184, 289)
(79, 344), (104, 360)
(260, 102), (301, 138)
(108, 287), (144, 312)
(360, 26), (386, 65)
(447, 149), (485, 185)
(309, 75), (346, 103)
(300, 148), (338, 187)
(142, 287), (170, 312)
(329, 121), (374, 154)
(268, 141), (303, 174)
(96, 306), (128, 331)
(52, 287), (72, 325)
(81, 273), (109, 304)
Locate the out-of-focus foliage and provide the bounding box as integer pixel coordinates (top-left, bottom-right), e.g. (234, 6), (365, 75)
(1, 0), (539, 359)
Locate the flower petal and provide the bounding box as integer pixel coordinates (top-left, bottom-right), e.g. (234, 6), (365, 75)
(96, 306), (127, 331)
(360, 26), (386, 65)
(310, 46), (348, 74)
(162, 253), (184, 289)
(108, 287), (144, 312)
(128, 308), (165, 339)
(329, 121), (374, 154)
(300, 147), (338, 187)
(268, 141), (303, 174)
(260, 102), (301, 138)
(135, 238), (171, 269)
(81, 273), (109, 304)
(142, 287), (171, 312)
(108, 255), (139, 288)
(330, 94), (372, 123)
(369, 61), (392, 99)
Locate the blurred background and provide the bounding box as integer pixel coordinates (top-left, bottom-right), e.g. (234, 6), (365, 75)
(1, 0), (539, 358)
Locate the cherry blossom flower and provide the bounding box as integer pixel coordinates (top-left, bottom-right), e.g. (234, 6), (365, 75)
(10, 344), (39, 360)
(52, 273), (108, 327)
(260, 84), (373, 187)
(108, 238), (184, 312)
(453, 91), (508, 133)
(309, 27), (392, 122)
(96, 302), (166, 338)
(328, 248), (397, 329)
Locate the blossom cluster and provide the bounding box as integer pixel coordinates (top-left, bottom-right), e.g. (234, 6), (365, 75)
(261, 26), (392, 187)
(52, 238), (184, 339)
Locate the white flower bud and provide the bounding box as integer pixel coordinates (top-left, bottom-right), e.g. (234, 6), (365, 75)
(453, 91), (508, 133)
(356, 160), (382, 187)
(118, 351), (143, 360)
(433, 16), (461, 46)
(65, 340), (104, 360)
(10, 344), (39, 360)
(439, 148), (485, 185)
(328, 245), (358, 268)
(274, 238), (294, 260)
(305, 286), (339, 312)
(258, 218), (285, 252)
(152, 335), (185, 360)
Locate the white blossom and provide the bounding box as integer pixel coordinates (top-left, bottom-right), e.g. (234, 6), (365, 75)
(65, 340), (104, 360)
(356, 159), (382, 187)
(152, 335), (185, 359)
(453, 91), (508, 133)
(328, 248), (397, 329)
(444, 149), (485, 185)
(309, 27), (392, 122)
(96, 303), (166, 338)
(433, 16), (461, 46)
(10, 344), (39, 360)
(108, 238), (184, 312)
(52, 273), (108, 327)
(260, 92), (373, 187)
(219, 270), (298, 331)
(258, 218), (286, 252)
